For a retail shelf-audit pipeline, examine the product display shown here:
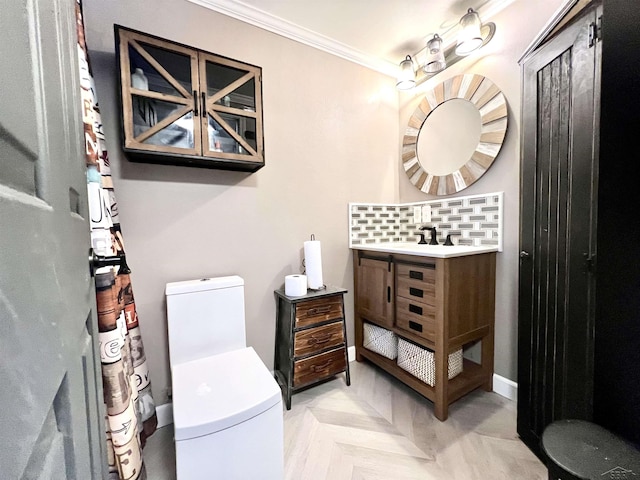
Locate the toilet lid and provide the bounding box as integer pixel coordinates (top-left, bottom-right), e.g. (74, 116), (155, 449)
(172, 347), (281, 441)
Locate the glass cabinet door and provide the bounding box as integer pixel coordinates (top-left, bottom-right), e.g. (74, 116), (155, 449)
(198, 53), (263, 163)
(118, 29), (201, 155)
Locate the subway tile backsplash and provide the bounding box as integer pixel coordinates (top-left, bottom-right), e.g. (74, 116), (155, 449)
(349, 192), (503, 251)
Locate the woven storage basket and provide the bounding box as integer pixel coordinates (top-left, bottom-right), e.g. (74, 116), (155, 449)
(363, 323), (398, 360)
(397, 338), (463, 386)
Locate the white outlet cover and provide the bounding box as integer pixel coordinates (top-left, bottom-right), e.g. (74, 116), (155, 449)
(413, 206), (422, 222)
(422, 205), (432, 223)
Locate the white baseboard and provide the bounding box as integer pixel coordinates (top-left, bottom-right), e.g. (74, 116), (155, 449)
(493, 373), (517, 402)
(348, 345), (356, 362)
(155, 402), (173, 428)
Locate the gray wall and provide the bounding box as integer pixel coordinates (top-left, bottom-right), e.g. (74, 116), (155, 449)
(83, 0), (399, 404)
(84, 0), (566, 404)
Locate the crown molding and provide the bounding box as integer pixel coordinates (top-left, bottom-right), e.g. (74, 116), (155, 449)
(187, 0), (517, 80)
(187, 0), (399, 77)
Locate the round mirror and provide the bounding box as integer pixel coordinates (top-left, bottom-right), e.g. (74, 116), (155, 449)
(417, 98), (481, 176)
(402, 74), (508, 196)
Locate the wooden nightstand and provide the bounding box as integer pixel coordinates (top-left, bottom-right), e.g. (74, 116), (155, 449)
(274, 286), (350, 409)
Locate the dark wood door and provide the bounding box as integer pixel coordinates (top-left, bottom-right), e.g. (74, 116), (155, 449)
(0, 0), (105, 478)
(518, 4), (601, 457)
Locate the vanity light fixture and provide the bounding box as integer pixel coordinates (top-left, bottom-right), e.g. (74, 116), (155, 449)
(396, 55), (416, 90)
(424, 34), (446, 74)
(455, 8), (484, 56)
(396, 7), (496, 90)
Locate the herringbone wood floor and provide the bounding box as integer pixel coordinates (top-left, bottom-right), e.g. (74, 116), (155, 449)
(144, 360), (546, 479)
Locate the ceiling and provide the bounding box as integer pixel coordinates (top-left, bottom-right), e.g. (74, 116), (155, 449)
(188, 0), (517, 77)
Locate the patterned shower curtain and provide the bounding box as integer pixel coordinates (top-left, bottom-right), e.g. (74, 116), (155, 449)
(76, 2), (157, 478)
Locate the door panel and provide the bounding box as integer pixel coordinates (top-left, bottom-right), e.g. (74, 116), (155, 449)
(518, 6), (599, 457)
(198, 52), (263, 160)
(117, 26), (201, 156)
(354, 255), (394, 328)
(0, 0), (104, 478)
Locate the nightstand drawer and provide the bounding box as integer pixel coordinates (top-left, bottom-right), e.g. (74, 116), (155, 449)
(294, 321), (344, 358)
(293, 348), (347, 387)
(295, 295), (343, 328)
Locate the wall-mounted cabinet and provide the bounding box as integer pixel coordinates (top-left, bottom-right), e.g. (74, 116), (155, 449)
(115, 25), (264, 172)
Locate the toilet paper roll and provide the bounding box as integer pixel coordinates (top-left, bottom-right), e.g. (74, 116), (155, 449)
(304, 240), (324, 289)
(285, 274), (307, 297)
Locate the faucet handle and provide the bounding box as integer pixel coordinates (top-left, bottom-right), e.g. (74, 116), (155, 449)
(417, 226), (430, 244)
(443, 233), (460, 246)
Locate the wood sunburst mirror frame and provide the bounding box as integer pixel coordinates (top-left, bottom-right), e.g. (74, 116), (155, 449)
(402, 73), (508, 195)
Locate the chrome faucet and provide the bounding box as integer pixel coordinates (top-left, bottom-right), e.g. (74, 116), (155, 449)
(419, 225), (438, 245)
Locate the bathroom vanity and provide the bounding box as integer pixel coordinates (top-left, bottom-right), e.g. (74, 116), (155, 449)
(274, 286), (350, 409)
(352, 244), (496, 420)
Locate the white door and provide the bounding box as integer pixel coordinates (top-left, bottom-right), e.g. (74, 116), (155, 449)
(0, 0), (106, 478)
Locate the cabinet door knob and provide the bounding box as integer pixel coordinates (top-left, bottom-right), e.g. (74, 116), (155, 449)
(520, 250), (530, 259)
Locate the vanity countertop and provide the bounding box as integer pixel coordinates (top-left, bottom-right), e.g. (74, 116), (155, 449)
(350, 242), (499, 258)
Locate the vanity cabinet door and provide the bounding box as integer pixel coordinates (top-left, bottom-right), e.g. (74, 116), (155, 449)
(354, 255), (394, 328)
(117, 28), (201, 156)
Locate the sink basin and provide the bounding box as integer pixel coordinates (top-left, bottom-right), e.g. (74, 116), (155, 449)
(351, 242), (498, 258)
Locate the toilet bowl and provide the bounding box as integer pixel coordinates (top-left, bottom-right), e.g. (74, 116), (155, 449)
(166, 276), (283, 479)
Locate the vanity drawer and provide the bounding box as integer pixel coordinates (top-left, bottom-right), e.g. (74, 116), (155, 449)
(396, 277), (435, 305)
(295, 295), (343, 328)
(293, 348), (347, 387)
(395, 296), (435, 341)
(294, 321), (344, 358)
(396, 262), (435, 288)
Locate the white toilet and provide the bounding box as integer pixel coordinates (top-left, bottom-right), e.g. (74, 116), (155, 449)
(165, 276), (283, 479)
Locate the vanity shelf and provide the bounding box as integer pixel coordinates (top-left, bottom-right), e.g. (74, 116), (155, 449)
(353, 249), (496, 420)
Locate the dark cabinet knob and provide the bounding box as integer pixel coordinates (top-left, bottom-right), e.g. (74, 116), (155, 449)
(520, 250), (530, 259)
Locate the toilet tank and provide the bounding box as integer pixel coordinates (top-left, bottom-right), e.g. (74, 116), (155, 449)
(166, 276), (246, 367)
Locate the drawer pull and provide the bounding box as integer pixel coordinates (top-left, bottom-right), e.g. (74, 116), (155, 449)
(409, 304), (423, 315)
(308, 333), (333, 345)
(409, 287), (423, 298)
(310, 360), (333, 372)
(409, 270), (423, 280)
(409, 321), (423, 332)
(307, 306), (332, 315)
